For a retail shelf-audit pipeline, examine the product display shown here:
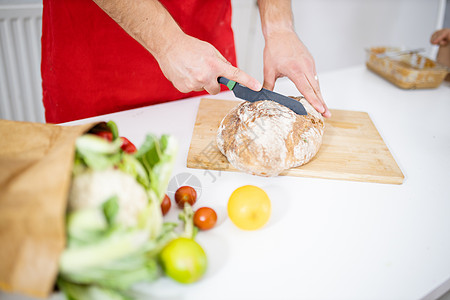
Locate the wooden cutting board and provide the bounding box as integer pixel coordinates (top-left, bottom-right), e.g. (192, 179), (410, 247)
(187, 98), (404, 184)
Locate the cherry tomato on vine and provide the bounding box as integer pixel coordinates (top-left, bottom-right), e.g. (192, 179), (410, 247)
(161, 194), (171, 216)
(175, 186), (197, 208)
(194, 207), (217, 230)
(94, 131), (113, 142)
(120, 137), (137, 153)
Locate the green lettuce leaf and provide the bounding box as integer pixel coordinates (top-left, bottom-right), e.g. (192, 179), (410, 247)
(135, 134), (177, 202)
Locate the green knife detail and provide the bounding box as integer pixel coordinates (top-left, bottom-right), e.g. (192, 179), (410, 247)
(226, 80), (236, 90)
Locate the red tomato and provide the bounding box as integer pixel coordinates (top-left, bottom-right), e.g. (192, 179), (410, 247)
(161, 194), (171, 216)
(94, 131), (113, 142)
(120, 137), (137, 153)
(175, 186), (197, 208)
(194, 207), (217, 230)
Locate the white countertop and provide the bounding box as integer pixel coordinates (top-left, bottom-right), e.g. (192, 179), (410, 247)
(3, 65), (450, 300)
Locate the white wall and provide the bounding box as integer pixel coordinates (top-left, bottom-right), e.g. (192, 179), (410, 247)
(232, 0), (446, 82)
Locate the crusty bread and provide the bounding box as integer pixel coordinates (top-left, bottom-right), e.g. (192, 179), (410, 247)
(216, 97), (324, 176)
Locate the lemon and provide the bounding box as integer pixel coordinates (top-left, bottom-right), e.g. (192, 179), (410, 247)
(227, 185), (271, 230)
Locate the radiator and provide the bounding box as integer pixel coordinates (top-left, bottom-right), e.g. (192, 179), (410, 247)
(0, 3), (44, 123)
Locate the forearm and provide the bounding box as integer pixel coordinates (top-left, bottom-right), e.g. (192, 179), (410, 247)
(437, 44), (450, 66)
(92, 0), (183, 59)
(436, 44), (450, 81)
(93, 0), (261, 94)
(257, 0), (295, 37)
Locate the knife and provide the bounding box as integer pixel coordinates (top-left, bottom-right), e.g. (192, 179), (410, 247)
(218, 77), (307, 115)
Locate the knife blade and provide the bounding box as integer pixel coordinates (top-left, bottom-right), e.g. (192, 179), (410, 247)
(218, 77), (307, 115)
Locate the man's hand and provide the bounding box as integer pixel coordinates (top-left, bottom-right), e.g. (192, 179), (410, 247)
(258, 0), (331, 118)
(156, 34), (261, 95)
(93, 0), (261, 96)
(263, 29), (330, 118)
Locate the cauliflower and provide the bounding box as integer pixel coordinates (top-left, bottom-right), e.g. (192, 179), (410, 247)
(68, 168), (148, 227)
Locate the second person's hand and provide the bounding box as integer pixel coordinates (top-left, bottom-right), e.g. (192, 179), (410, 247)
(430, 28), (450, 46)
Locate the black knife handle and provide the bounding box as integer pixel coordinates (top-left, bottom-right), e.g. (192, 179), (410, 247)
(218, 77), (228, 85)
(218, 77), (236, 90)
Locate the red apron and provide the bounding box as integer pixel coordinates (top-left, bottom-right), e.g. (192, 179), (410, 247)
(41, 0), (236, 123)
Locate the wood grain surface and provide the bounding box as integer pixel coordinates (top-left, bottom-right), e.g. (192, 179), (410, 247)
(187, 98), (404, 184)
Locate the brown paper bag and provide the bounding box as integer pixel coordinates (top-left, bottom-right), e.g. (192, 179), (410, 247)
(0, 120), (97, 298)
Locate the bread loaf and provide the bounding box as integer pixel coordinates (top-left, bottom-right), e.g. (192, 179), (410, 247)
(216, 97), (324, 176)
